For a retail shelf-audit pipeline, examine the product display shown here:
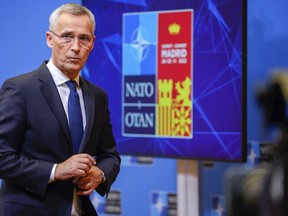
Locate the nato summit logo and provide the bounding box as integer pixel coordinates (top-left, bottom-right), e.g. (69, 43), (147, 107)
(122, 10), (193, 138)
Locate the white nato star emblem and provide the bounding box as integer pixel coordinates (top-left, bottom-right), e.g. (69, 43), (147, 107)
(130, 27), (150, 61)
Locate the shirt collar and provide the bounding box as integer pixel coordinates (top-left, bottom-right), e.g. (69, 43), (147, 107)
(46, 59), (80, 87)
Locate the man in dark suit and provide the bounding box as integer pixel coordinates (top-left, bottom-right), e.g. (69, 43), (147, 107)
(0, 3), (120, 216)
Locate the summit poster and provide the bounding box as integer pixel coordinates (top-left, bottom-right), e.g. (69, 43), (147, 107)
(122, 10), (193, 139)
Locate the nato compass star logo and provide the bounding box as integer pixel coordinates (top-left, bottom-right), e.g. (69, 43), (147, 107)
(130, 27), (150, 61)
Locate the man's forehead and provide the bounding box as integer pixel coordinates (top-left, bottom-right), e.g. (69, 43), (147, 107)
(58, 12), (90, 21)
(55, 13), (93, 32)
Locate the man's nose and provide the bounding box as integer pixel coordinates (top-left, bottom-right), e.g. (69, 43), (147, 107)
(70, 38), (81, 51)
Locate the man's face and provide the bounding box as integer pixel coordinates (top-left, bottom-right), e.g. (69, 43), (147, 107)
(46, 13), (95, 79)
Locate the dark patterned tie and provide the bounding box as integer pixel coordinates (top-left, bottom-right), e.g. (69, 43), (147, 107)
(66, 80), (83, 153)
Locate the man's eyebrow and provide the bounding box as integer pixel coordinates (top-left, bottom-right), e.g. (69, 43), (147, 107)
(60, 31), (74, 34)
(61, 31), (91, 36)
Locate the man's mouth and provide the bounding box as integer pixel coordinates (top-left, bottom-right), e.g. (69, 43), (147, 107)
(67, 57), (81, 62)
(68, 57), (80, 60)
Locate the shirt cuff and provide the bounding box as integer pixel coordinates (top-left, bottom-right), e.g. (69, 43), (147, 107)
(48, 164), (57, 183)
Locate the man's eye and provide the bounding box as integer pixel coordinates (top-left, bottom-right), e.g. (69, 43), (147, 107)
(80, 36), (91, 42)
(61, 34), (74, 40)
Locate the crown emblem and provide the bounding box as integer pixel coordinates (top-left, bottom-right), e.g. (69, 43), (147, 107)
(168, 23), (181, 35)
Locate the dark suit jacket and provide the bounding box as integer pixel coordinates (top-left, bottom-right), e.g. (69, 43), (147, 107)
(0, 62), (121, 216)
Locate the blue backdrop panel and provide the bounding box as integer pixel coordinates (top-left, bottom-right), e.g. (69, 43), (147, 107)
(90, 156), (177, 216)
(247, 0), (288, 140)
(0, 0), (81, 85)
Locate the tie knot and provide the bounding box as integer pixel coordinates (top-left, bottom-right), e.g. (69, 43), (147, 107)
(66, 80), (77, 91)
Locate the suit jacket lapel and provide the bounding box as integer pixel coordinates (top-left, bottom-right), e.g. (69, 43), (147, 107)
(79, 78), (95, 152)
(37, 63), (72, 151)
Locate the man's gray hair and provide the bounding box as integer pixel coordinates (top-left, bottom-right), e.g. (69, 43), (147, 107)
(49, 3), (96, 33)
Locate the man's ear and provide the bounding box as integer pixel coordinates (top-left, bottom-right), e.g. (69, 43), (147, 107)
(46, 31), (53, 48)
(89, 35), (96, 50)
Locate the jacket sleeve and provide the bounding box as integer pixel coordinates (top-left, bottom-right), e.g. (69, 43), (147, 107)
(0, 78), (54, 197)
(93, 93), (121, 196)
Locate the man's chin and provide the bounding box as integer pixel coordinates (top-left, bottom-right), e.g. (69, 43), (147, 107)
(66, 63), (82, 71)
(61, 66), (82, 78)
